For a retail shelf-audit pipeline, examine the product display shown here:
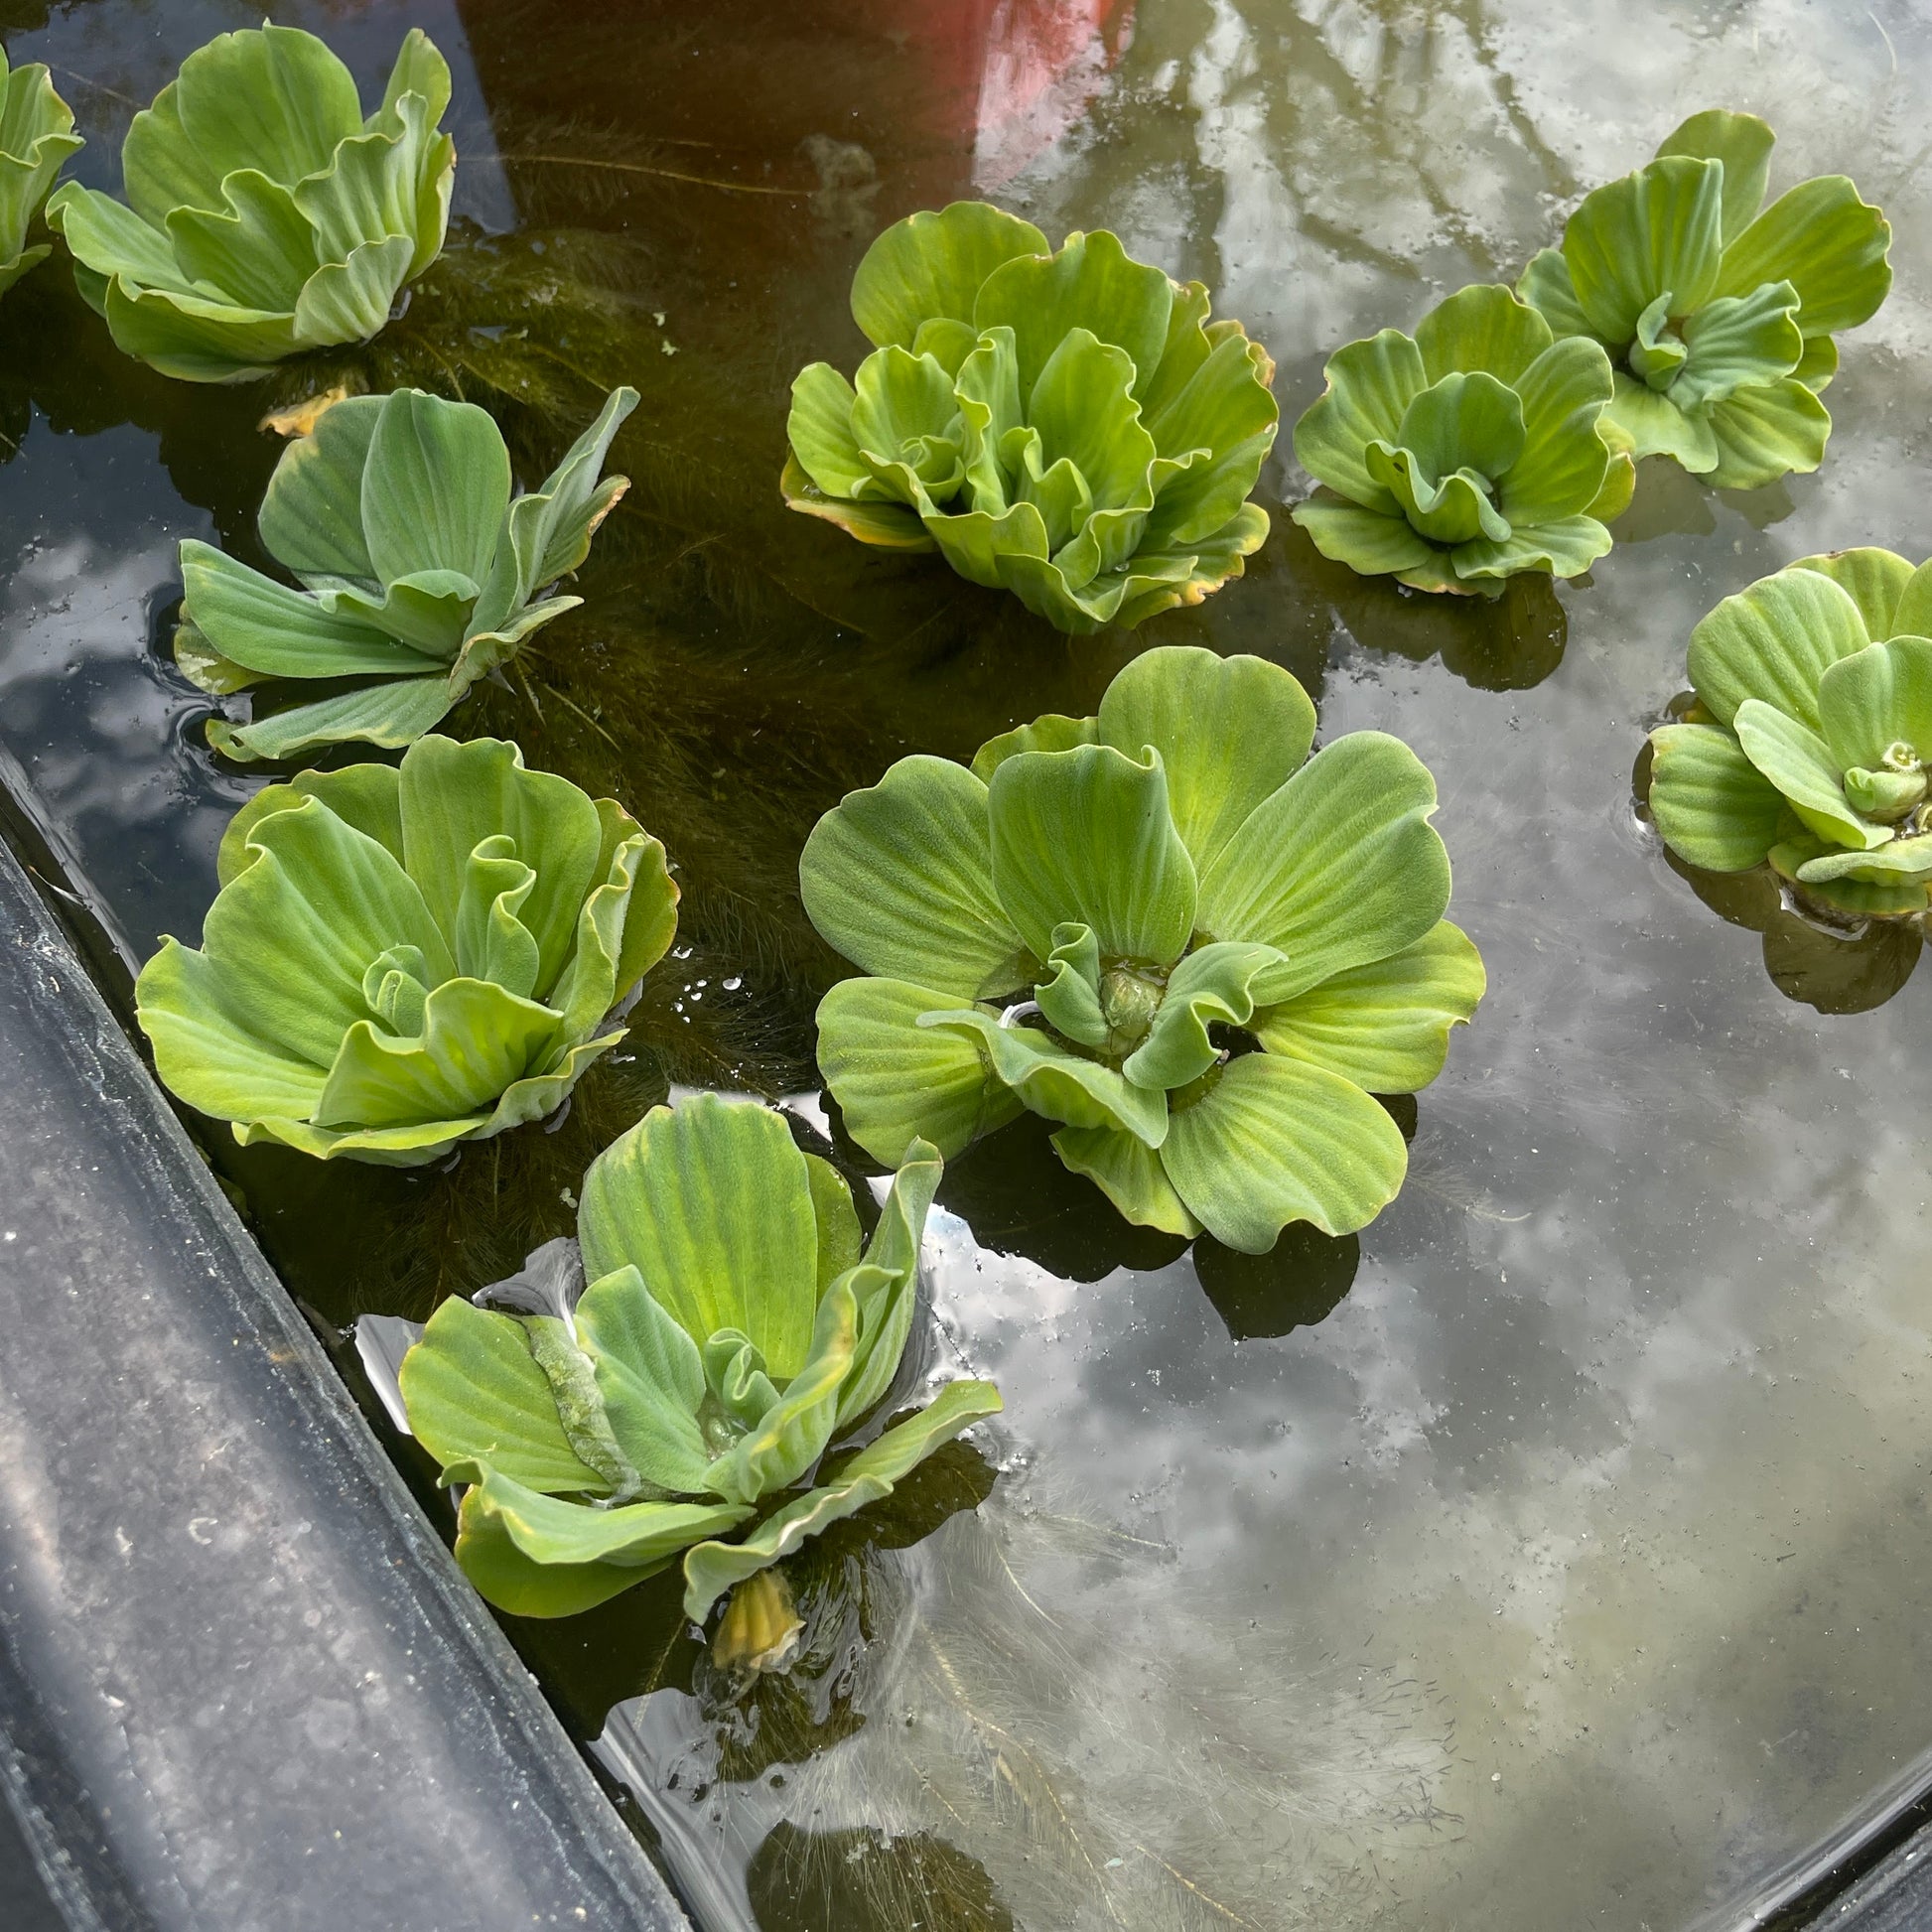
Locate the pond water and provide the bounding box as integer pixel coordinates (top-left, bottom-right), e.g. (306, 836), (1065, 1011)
(2, 0), (1930, 1926)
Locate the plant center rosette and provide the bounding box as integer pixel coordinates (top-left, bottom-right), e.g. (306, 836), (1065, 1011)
(395, 1092), (1002, 1648)
(800, 646), (1486, 1254)
(1647, 549), (1932, 920)
(1291, 284), (1631, 596)
(783, 200), (1278, 634)
(134, 735), (679, 1164)
(1518, 109), (1891, 490)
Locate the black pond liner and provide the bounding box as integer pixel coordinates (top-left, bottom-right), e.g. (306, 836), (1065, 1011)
(0, 822), (689, 1930)
(0, 770), (1925, 1932)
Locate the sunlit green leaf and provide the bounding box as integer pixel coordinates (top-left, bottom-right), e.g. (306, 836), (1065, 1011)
(1656, 109), (1774, 242)
(926, 1006), (1172, 1145)
(1816, 635), (1932, 774)
(394, 1095), (993, 1629)
(815, 976), (1024, 1166)
(787, 203), (1274, 627)
(135, 736), (675, 1165)
(803, 647), (1480, 1248)
(799, 756), (1030, 1000)
(1117, 938), (1281, 1089)
(1646, 722), (1787, 873)
(1295, 287), (1615, 588)
(850, 200), (1046, 349)
(188, 385), (634, 757)
(987, 743), (1196, 967)
(1414, 281), (1553, 387)
(1197, 733), (1450, 1003)
(1700, 376), (1831, 490)
(1673, 280), (1803, 409)
(1715, 175), (1892, 336)
(46, 24), (452, 379)
(1096, 647), (1315, 875)
(1527, 115), (1890, 490)
(1293, 329), (1428, 513)
(1498, 338), (1618, 524)
(580, 1093), (818, 1381)
(399, 1296), (608, 1496)
(1253, 920), (1485, 1092)
(1163, 1054), (1411, 1254)
(1733, 700), (1886, 850)
(1051, 1123), (1202, 1237)
(452, 1463), (747, 1617)
(1687, 564), (1871, 729)
(0, 52), (81, 300)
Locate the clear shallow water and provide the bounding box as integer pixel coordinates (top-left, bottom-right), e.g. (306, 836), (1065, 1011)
(1, 0), (1930, 1926)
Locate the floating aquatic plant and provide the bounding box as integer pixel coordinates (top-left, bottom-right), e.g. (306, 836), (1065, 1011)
(801, 645), (1485, 1253)
(1291, 284), (1630, 595)
(177, 384), (636, 760)
(783, 200), (1278, 633)
(1648, 550), (1932, 919)
(136, 735), (677, 1163)
(46, 25), (455, 381)
(1518, 110), (1891, 489)
(0, 50), (79, 301)
(397, 1091), (1001, 1635)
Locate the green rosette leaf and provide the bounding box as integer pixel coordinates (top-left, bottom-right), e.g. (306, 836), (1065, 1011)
(1646, 723), (1786, 872)
(804, 647), (1482, 1246)
(46, 25), (455, 379)
(0, 50), (82, 300)
(396, 1095), (999, 1627)
(1645, 553), (1932, 921)
(135, 735), (677, 1165)
(1292, 284), (1618, 592)
(814, 977), (1026, 1166)
(799, 756), (1031, 1000)
(783, 202), (1276, 629)
(1162, 1054), (1412, 1254)
(183, 385), (635, 758)
(1527, 111), (1890, 489)
(1252, 921), (1486, 1093)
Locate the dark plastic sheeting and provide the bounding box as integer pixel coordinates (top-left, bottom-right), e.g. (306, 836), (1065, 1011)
(0, 831), (689, 1932)
(1806, 1824), (1932, 1931)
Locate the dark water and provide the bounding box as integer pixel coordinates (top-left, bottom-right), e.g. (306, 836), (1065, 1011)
(2, 1), (1931, 1926)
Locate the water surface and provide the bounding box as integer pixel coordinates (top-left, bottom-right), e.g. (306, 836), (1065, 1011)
(1, 1), (1929, 1927)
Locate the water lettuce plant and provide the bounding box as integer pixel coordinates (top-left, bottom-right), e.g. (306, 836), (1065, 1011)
(801, 645), (1485, 1252)
(135, 735), (677, 1163)
(177, 384), (637, 760)
(1648, 550), (1932, 918)
(1291, 284), (1630, 594)
(46, 25), (455, 382)
(397, 1092), (1002, 1629)
(1518, 110), (1891, 489)
(0, 51), (79, 300)
(783, 201), (1278, 633)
